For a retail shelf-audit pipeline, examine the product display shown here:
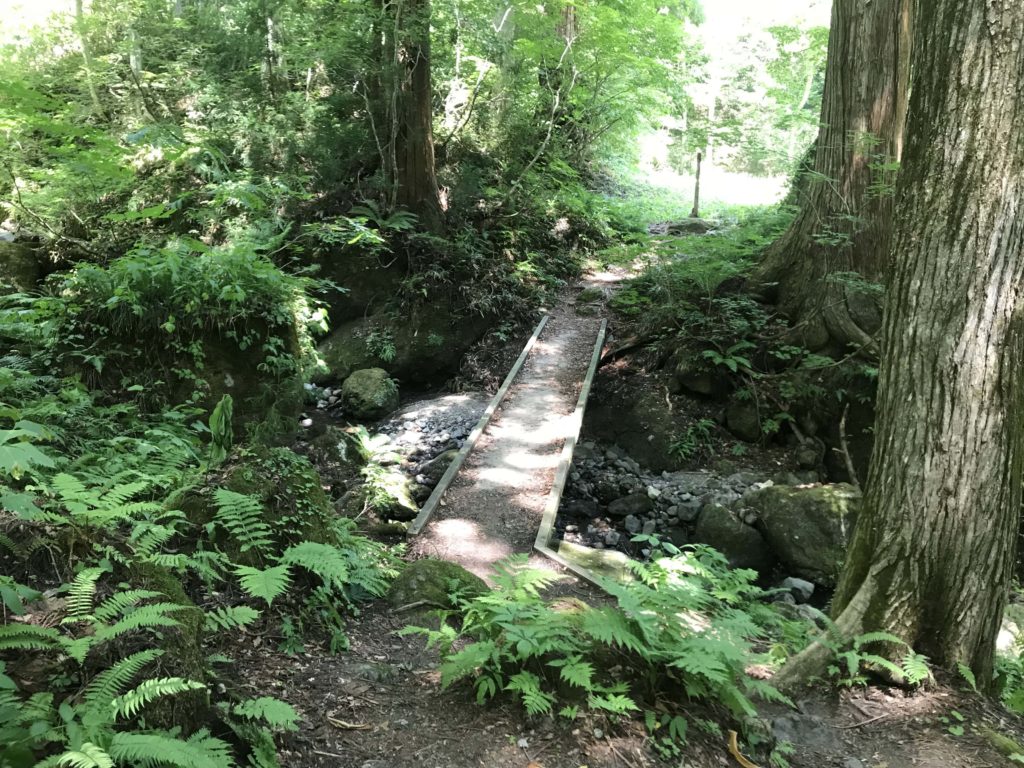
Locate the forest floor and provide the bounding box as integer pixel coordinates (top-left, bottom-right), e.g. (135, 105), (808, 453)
(246, 276), (1024, 768)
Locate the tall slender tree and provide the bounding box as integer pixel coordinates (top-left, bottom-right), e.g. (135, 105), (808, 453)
(778, 0), (1024, 689)
(750, 0), (912, 353)
(380, 0), (444, 232)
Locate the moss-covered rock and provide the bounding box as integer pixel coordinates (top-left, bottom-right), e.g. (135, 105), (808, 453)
(743, 483), (860, 586)
(0, 240), (43, 294)
(315, 303), (493, 386)
(386, 559), (488, 609)
(174, 448), (337, 563)
(693, 503), (774, 573)
(340, 368), (399, 420)
(127, 561), (208, 732)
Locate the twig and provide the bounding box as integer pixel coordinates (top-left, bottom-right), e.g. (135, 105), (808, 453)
(835, 712), (890, 729)
(312, 749), (347, 758)
(327, 716), (371, 730)
(836, 402), (861, 490)
(391, 599), (440, 613)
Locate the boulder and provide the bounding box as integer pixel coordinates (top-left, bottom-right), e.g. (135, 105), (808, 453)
(745, 483), (859, 586)
(386, 559), (488, 609)
(671, 356), (730, 400)
(315, 303), (493, 386)
(725, 400), (762, 442)
(0, 239), (43, 294)
(607, 493), (654, 518)
(693, 503), (774, 573)
(795, 437), (826, 470)
(340, 368), (399, 420)
(779, 576), (815, 603)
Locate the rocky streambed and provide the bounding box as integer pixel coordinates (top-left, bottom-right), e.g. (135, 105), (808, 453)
(556, 439), (860, 604)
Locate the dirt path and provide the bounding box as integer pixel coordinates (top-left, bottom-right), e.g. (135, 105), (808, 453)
(410, 299), (603, 581)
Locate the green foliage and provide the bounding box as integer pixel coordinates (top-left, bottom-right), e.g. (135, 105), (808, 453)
(670, 418), (717, 462)
(403, 549), (788, 753)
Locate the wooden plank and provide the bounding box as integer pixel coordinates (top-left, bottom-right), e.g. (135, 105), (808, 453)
(406, 313), (550, 536)
(533, 319), (612, 585)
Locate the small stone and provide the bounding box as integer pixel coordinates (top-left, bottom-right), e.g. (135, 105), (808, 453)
(642, 520), (657, 535)
(300, 417), (313, 428)
(604, 531), (621, 547)
(517, 738), (529, 749)
(624, 515), (641, 534)
(842, 759), (864, 768)
(646, 485), (661, 499)
(781, 576), (816, 603)
(593, 728), (604, 739)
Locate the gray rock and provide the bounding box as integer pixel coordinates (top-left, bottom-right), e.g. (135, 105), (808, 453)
(677, 501), (703, 523)
(795, 437), (826, 470)
(641, 520), (657, 535)
(607, 493), (654, 518)
(725, 400), (762, 442)
(694, 503), (774, 573)
(417, 448), (458, 488)
(842, 758), (865, 768)
(562, 499), (599, 518)
(604, 530), (621, 547)
(780, 576), (815, 603)
(624, 515), (642, 534)
(667, 527), (689, 548)
(746, 483), (860, 586)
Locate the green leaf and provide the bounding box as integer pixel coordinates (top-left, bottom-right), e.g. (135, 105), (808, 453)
(235, 564), (291, 606)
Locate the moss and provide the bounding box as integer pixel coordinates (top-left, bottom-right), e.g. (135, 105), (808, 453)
(386, 559), (488, 609)
(577, 286), (605, 303)
(127, 561), (209, 732)
(176, 448), (338, 564)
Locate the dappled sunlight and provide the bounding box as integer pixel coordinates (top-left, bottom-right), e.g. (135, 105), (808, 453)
(427, 518), (514, 581)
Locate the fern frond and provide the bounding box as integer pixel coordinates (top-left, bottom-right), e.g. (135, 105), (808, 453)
(82, 648), (164, 711)
(111, 677), (207, 719)
(213, 489), (273, 554)
(232, 696), (300, 732)
(280, 541), (349, 589)
(0, 622), (62, 651)
(234, 564), (290, 607)
(92, 590), (165, 622)
(66, 567), (105, 618)
(93, 602), (189, 644)
(52, 742), (114, 768)
(205, 605), (261, 632)
(109, 730), (235, 768)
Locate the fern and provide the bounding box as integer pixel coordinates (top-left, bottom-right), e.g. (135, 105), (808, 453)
(205, 605), (261, 632)
(280, 541), (349, 589)
(92, 589), (165, 622)
(213, 489), (273, 555)
(50, 743), (115, 768)
(66, 568), (105, 618)
(108, 730), (236, 768)
(0, 622), (62, 652)
(235, 564), (291, 606)
(231, 697), (300, 732)
(82, 649), (165, 711)
(112, 677), (207, 719)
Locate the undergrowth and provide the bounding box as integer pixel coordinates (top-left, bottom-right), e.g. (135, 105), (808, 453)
(402, 547), (792, 758)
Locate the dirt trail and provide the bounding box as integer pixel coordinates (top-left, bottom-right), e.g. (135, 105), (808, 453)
(410, 300), (602, 581)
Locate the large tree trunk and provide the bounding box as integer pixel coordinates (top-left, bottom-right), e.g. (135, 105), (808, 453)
(778, 0), (1024, 690)
(750, 0), (912, 353)
(391, 0), (443, 232)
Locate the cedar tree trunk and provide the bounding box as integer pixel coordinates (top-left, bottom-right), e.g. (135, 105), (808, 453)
(778, 0), (1024, 689)
(750, 0), (912, 353)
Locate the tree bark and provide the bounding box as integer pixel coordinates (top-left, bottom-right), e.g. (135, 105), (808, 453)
(779, 0), (1024, 690)
(389, 0), (443, 232)
(749, 0), (912, 353)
